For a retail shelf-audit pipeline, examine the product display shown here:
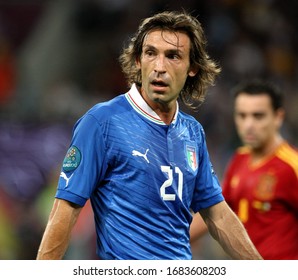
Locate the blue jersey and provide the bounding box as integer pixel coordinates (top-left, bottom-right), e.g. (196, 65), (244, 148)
(56, 84), (224, 260)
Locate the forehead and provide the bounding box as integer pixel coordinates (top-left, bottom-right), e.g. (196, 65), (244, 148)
(143, 29), (191, 52)
(235, 93), (273, 112)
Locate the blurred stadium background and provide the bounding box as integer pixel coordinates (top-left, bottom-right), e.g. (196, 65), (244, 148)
(0, 0), (297, 259)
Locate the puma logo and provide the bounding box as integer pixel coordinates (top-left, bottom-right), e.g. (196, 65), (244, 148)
(60, 172), (74, 187)
(132, 149), (149, 163)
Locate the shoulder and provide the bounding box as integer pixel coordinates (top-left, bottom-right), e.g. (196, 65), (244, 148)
(275, 142), (298, 179)
(276, 141), (298, 158)
(179, 110), (200, 123)
(226, 146), (250, 167)
(72, 94), (128, 132)
(86, 94), (128, 122)
(228, 146), (250, 160)
(236, 146), (251, 155)
(178, 111), (204, 132)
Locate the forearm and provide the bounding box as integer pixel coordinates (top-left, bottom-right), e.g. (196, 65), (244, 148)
(37, 199), (81, 260)
(201, 201), (262, 260)
(37, 220), (72, 259)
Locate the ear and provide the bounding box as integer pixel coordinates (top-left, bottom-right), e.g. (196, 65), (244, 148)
(275, 108), (285, 129)
(188, 66), (198, 77)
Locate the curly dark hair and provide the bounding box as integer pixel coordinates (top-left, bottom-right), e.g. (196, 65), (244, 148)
(119, 11), (221, 110)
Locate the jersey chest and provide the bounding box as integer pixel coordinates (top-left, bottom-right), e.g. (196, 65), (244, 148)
(102, 116), (200, 205)
(227, 155), (290, 222)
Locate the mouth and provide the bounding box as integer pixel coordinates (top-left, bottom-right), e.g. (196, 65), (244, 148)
(243, 134), (256, 143)
(151, 80), (168, 91)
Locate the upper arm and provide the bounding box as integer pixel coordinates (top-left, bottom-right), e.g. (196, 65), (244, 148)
(56, 114), (107, 206)
(37, 198), (83, 259)
(191, 128), (224, 212)
(49, 198), (82, 224)
(189, 212), (208, 243)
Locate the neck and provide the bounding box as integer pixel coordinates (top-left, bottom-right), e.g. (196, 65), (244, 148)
(139, 87), (177, 125)
(154, 108), (176, 125)
(250, 135), (283, 163)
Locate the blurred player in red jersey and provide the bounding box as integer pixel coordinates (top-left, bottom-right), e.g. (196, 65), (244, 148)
(190, 80), (298, 259)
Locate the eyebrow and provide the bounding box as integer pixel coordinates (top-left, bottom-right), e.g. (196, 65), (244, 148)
(143, 44), (184, 54)
(235, 110), (267, 117)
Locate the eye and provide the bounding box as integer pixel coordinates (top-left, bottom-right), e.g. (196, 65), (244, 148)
(235, 112), (246, 119)
(167, 52), (180, 60)
(144, 49), (155, 57)
(253, 113), (265, 120)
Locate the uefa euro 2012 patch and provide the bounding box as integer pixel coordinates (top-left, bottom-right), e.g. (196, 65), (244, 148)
(63, 146), (81, 172)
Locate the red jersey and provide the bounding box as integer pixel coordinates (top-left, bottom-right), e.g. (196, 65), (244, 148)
(222, 142), (298, 259)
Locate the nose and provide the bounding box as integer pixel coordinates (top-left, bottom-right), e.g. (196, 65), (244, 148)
(154, 55), (166, 73)
(242, 116), (255, 131)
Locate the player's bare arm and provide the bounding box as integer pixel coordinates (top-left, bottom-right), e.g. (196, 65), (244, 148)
(199, 200), (263, 260)
(189, 212), (208, 243)
(36, 198), (82, 260)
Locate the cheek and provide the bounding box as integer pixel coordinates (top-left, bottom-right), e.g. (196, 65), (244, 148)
(259, 119), (273, 130)
(235, 118), (244, 130)
(236, 124), (246, 137)
(175, 71), (188, 86)
(255, 123), (274, 140)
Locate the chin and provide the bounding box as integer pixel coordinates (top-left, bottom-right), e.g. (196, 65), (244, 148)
(247, 142), (262, 150)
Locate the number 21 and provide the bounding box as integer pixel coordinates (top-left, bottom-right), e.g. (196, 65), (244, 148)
(160, 166), (183, 201)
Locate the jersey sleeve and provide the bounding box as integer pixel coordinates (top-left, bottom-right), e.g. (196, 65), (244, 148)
(191, 127), (224, 212)
(55, 113), (108, 206)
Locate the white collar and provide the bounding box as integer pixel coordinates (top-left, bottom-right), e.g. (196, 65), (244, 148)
(125, 84), (178, 125)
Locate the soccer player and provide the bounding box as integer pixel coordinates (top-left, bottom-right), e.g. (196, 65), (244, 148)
(36, 11), (262, 260)
(191, 80), (298, 259)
